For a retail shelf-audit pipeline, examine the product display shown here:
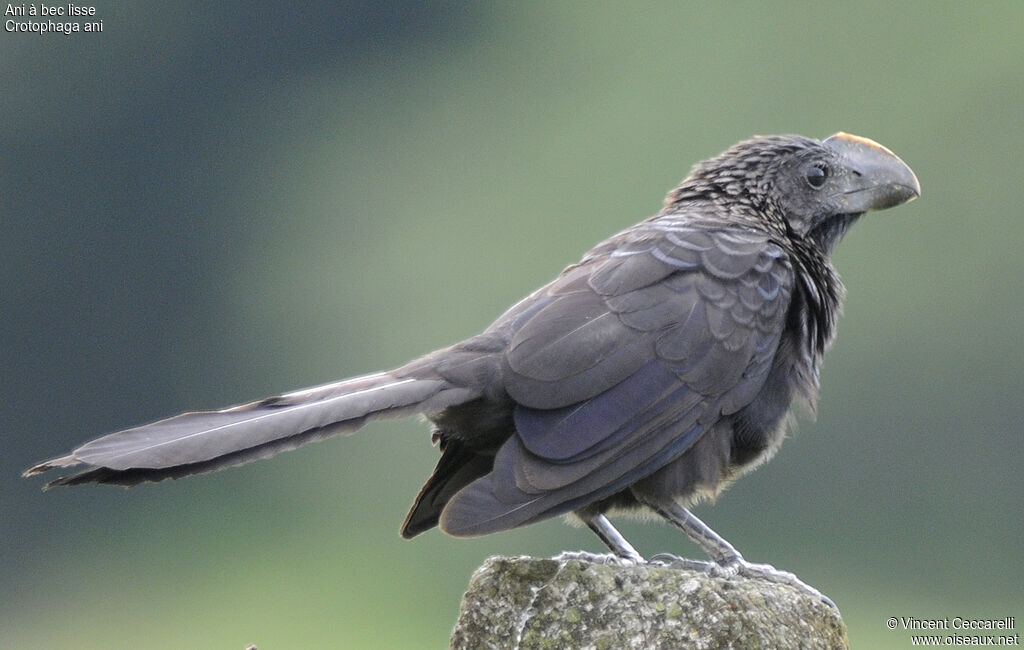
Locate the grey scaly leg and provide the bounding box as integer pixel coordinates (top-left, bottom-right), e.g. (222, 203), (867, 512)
(555, 514), (644, 565)
(646, 499), (837, 609)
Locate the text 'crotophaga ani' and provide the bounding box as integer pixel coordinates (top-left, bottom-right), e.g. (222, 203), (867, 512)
(26, 132), (920, 601)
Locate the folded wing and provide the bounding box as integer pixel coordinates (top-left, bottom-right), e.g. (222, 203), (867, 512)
(441, 222), (793, 535)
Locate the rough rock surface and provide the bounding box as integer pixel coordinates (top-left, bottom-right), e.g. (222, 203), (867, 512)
(449, 555), (848, 650)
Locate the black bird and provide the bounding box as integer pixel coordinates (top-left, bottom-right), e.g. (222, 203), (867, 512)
(26, 133), (919, 598)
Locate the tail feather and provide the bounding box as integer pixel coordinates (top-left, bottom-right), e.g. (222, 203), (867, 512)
(25, 371), (478, 487)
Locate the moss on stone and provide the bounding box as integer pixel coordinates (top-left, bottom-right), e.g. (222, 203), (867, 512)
(449, 555), (848, 650)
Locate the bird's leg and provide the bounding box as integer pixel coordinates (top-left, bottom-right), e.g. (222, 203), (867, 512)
(555, 514), (644, 565)
(647, 501), (742, 568)
(587, 513), (645, 563)
(647, 499), (837, 609)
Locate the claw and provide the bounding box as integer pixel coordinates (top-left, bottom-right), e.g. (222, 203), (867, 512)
(647, 553), (715, 572)
(554, 550), (643, 566)
(730, 559), (838, 610)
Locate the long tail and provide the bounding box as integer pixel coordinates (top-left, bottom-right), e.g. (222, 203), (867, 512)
(24, 370), (478, 488)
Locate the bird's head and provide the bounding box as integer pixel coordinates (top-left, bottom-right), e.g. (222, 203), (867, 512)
(667, 132), (921, 253)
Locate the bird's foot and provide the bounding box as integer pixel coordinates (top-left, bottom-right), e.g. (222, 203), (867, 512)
(554, 549), (643, 566)
(647, 553), (715, 572)
(648, 553), (837, 610)
(730, 559), (838, 610)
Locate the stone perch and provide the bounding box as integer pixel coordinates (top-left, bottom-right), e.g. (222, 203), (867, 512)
(450, 556), (848, 650)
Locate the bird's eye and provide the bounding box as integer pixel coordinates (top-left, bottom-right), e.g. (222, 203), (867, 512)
(805, 163), (829, 189)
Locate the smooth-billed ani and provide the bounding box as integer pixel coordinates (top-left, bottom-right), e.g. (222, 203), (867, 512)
(26, 132), (920, 601)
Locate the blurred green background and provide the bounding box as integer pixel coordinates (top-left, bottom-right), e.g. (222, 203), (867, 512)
(4, 2), (1022, 648)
